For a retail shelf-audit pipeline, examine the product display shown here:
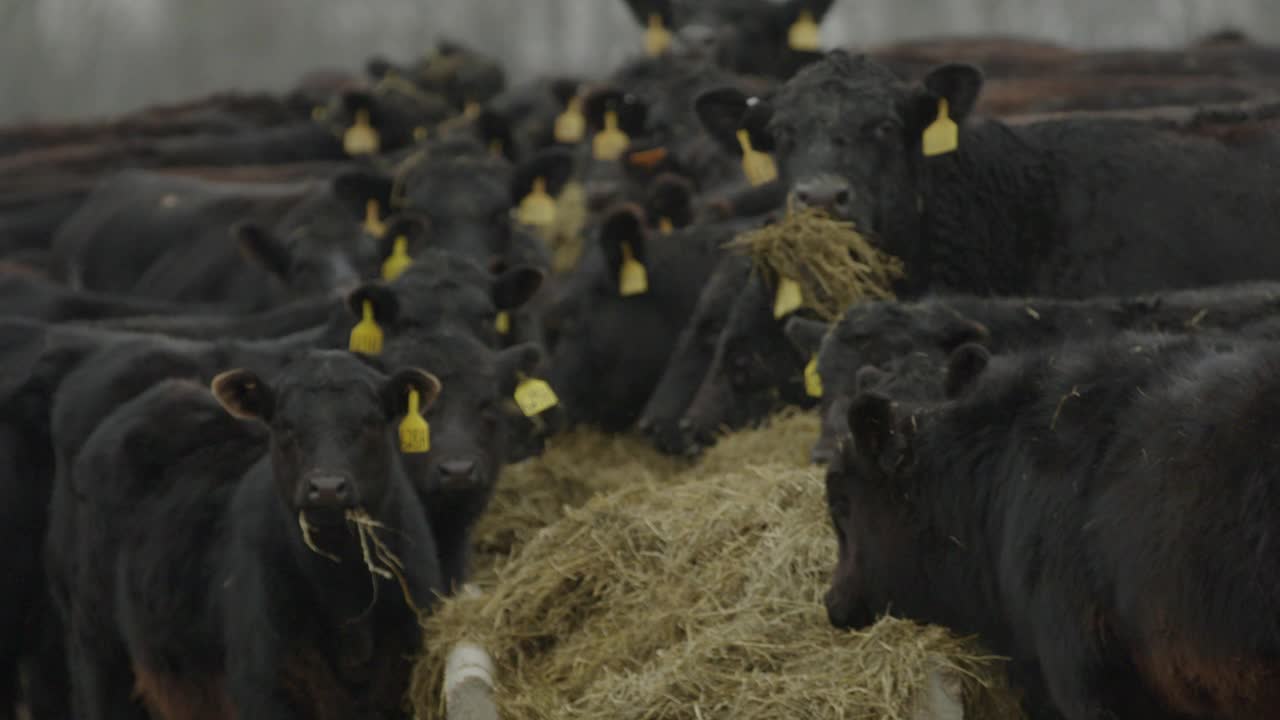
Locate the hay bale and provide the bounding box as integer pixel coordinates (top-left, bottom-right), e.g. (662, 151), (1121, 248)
(727, 207), (905, 321)
(411, 413), (1023, 720)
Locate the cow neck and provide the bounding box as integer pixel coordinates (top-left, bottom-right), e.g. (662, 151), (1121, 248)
(911, 119), (1063, 297)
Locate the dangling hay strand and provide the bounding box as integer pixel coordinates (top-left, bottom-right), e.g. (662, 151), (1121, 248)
(727, 206), (906, 321)
(410, 412), (1023, 719)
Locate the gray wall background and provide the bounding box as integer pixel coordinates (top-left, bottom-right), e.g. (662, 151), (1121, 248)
(4, 0), (1280, 123)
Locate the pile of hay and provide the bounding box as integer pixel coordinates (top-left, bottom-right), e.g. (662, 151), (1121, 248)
(728, 206), (905, 321)
(410, 412), (1023, 719)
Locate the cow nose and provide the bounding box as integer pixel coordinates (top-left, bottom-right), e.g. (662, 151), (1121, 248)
(307, 475), (351, 507)
(795, 178), (853, 216)
(440, 459), (478, 484)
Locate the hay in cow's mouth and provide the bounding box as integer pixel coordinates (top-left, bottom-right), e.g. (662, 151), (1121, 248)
(727, 205), (905, 321)
(297, 509), (425, 617)
(409, 411), (1024, 719)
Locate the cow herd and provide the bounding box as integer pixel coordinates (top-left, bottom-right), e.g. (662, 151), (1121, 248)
(5, 0), (1280, 718)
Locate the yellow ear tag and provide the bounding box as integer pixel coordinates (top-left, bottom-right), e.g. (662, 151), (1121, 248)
(398, 388), (431, 453)
(645, 13), (673, 57)
(922, 97), (959, 157)
(349, 300), (384, 356)
(554, 97), (586, 144)
(381, 235), (412, 281)
(788, 9), (822, 52)
(464, 101), (482, 120)
(413, 126), (429, 142)
(658, 216), (674, 235)
(736, 129), (778, 187)
(517, 177), (558, 230)
(311, 106), (329, 122)
(343, 108), (381, 156)
(773, 277), (804, 319)
(363, 199), (387, 238)
(495, 310), (511, 335)
(514, 375), (559, 417)
(804, 355), (823, 398)
(593, 111), (630, 162)
(618, 241), (648, 297)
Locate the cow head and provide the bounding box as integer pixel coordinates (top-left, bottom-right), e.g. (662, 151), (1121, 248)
(801, 300), (989, 464)
(620, 0), (836, 77)
(211, 351), (440, 523)
(697, 53), (984, 240)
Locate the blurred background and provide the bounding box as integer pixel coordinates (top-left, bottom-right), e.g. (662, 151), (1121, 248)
(4, 0), (1280, 123)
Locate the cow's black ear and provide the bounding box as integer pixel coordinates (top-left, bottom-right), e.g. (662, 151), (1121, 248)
(598, 204), (648, 292)
(695, 87), (751, 155)
(779, 0), (837, 23)
(378, 213), (432, 263)
(908, 63), (984, 140)
(847, 392), (894, 461)
(233, 222), (291, 281)
(944, 342), (990, 399)
(492, 265), (545, 311)
(854, 365), (889, 393)
(940, 315), (990, 352)
(332, 170), (395, 220)
(512, 146), (577, 203)
(477, 109), (517, 163)
(784, 316), (829, 356)
(495, 342), (545, 394)
(382, 369), (442, 419)
(346, 283), (400, 325)
(644, 173), (696, 230)
(211, 369), (274, 422)
(620, 0), (673, 26)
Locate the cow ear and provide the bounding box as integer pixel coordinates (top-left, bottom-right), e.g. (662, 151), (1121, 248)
(378, 213), (432, 265)
(854, 365), (889, 393)
(496, 342), (545, 395)
(944, 342), (990, 399)
(695, 87), (750, 155)
(847, 392), (894, 462)
(644, 173), (696, 231)
(908, 64), (984, 142)
(492, 265), (545, 311)
(332, 170), (395, 221)
(382, 369), (442, 420)
(620, 0), (673, 26)
(939, 315), (990, 352)
(477, 109), (517, 163)
(234, 222), (291, 281)
(784, 316), (829, 356)
(346, 283), (400, 326)
(211, 369), (274, 422)
(778, 0), (837, 24)
(512, 146), (576, 203)
(598, 204), (648, 292)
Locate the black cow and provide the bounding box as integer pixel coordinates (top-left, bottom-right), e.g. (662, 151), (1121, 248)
(52, 169), (383, 310)
(696, 51), (1280, 298)
(62, 352), (442, 718)
(793, 281), (1280, 463)
(619, 0), (837, 78)
(378, 332), (544, 590)
(826, 333), (1280, 719)
(636, 253), (751, 454)
(545, 203), (738, 431)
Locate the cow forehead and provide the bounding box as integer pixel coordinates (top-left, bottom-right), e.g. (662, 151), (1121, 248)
(775, 81), (904, 125)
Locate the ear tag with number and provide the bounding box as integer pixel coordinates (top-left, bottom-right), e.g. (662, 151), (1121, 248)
(381, 235), (412, 281)
(554, 96), (586, 144)
(593, 111), (630, 162)
(788, 9), (822, 52)
(343, 108), (381, 156)
(495, 311), (511, 335)
(645, 13), (672, 57)
(514, 375), (559, 417)
(364, 199), (387, 238)
(349, 300), (384, 356)
(517, 177), (558, 230)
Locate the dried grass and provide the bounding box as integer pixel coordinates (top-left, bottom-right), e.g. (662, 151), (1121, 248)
(727, 207), (905, 321)
(409, 412), (1022, 719)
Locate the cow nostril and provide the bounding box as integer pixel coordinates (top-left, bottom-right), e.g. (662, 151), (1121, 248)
(441, 459), (477, 479)
(796, 191), (811, 206)
(834, 190), (851, 206)
(333, 479), (349, 500)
